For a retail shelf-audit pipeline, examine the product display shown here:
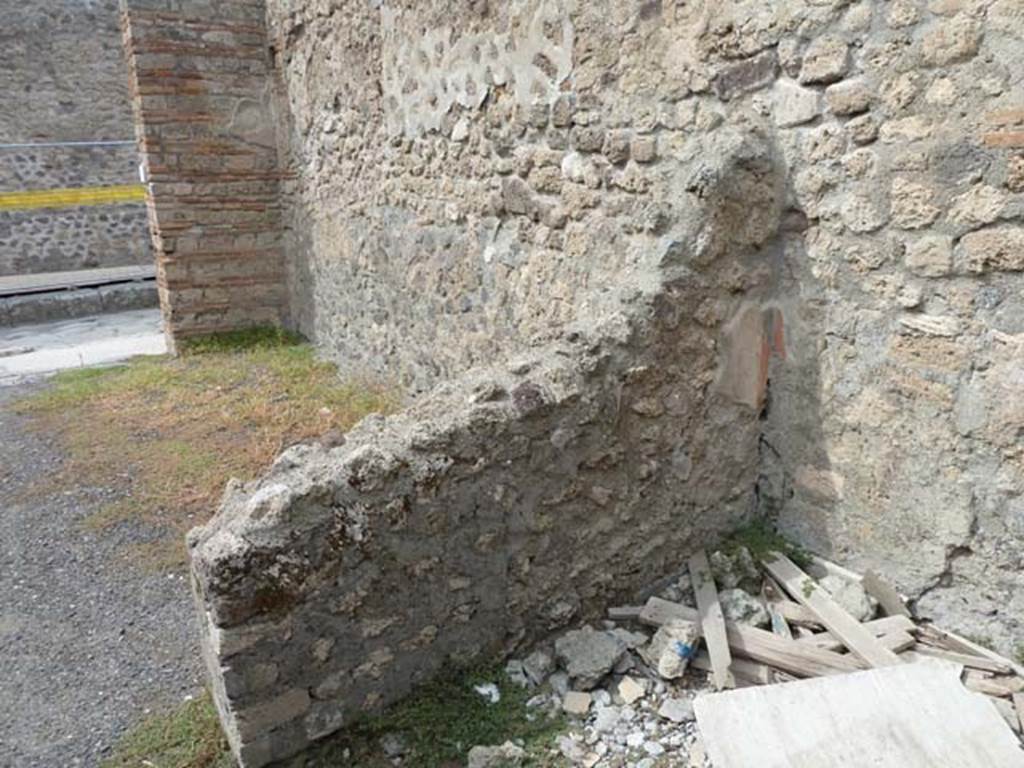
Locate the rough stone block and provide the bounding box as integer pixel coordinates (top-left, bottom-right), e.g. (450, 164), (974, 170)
(772, 79), (821, 128)
(826, 78), (873, 116)
(234, 689), (311, 741)
(959, 227), (1024, 272)
(799, 35), (850, 85)
(713, 50), (779, 101)
(921, 16), (982, 66)
(905, 235), (954, 277)
(890, 178), (941, 229)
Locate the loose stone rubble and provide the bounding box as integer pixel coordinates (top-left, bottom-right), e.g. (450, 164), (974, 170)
(503, 622), (713, 768)
(467, 544), (1024, 768)
(464, 545), (790, 767)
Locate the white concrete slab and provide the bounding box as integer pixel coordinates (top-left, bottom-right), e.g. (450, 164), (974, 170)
(0, 309), (166, 385)
(694, 660), (1024, 768)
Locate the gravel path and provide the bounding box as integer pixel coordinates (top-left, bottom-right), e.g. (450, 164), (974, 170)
(0, 382), (202, 767)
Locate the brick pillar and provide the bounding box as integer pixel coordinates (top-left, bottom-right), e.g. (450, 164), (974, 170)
(120, 0), (286, 350)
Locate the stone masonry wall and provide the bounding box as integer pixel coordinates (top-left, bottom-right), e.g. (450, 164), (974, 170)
(190, 126), (780, 766)
(120, 0), (287, 347)
(0, 0), (150, 277)
(182, 0), (1024, 765)
(269, 0), (691, 391)
(0, 145), (150, 276)
(0, 0), (132, 143)
(267, 0), (1024, 647)
(745, 0), (1024, 654)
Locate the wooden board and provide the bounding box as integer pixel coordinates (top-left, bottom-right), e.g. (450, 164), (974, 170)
(795, 615), (915, 650)
(689, 550), (735, 690)
(694, 661), (1024, 768)
(641, 594), (911, 646)
(910, 644), (1013, 674)
(963, 670), (1024, 698)
(763, 554), (901, 667)
(774, 600), (822, 627)
(803, 629), (914, 653)
(692, 652), (771, 685)
(725, 622), (864, 678)
(640, 597), (863, 678)
(918, 624), (1024, 679)
(810, 554), (864, 583)
(862, 570), (911, 617)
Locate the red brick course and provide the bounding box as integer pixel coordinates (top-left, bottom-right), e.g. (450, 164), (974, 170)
(121, 0), (287, 349)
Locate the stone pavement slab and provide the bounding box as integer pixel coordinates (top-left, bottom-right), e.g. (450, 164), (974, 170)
(0, 308), (166, 385)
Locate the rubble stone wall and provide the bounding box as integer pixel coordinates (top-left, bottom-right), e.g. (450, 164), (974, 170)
(0, 0), (132, 143)
(120, 0), (288, 347)
(0, 146), (150, 276)
(0, 0), (150, 277)
(746, 0), (1024, 654)
(269, 0), (719, 392)
(192, 123), (778, 765)
(179, 0), (1024, 765)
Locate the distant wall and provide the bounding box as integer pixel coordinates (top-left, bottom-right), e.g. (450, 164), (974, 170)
(0, 0), (150, 278)
(0, 0), (132, 142)
(0, 145), (149, 276)
(271, 0), (650, 392)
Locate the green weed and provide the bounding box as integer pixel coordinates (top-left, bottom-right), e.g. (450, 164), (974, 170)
(101, 692), (233, 768)
(304, 666), (566, 767)
(721, 518), (812, 568)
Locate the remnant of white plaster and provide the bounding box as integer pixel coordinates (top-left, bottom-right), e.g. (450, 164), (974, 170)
(381, 0), (575, 137)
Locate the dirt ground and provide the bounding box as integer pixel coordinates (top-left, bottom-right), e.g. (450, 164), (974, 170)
(0, 382), (202, 767)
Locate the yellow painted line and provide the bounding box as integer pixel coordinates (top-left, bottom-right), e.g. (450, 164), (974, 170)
(0, 184), (146, 211)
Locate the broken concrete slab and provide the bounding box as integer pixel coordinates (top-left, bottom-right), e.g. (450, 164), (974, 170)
(616, 676), (645, 705)
(695, 661), (1024, 768)
(641, 619), (701, 680)
(467, 741), (526, 768)
(657, 697), (695, 724)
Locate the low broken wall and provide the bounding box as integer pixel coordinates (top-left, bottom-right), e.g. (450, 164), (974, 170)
(189, 129), (781, 766)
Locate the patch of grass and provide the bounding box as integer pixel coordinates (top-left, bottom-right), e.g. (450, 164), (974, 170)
(102, 691), (233, 768)
(721, 518), (812, 568)
(801, 578), (816, 599)
(105, 668), (566, 768)
(301, 666), (566, 767)
(1015, 643), (1024, 666)
(15, 330), (401, 570)
(178, 326), (305, 356)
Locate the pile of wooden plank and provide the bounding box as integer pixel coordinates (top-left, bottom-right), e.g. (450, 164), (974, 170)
(628, 551), (1024, 738)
